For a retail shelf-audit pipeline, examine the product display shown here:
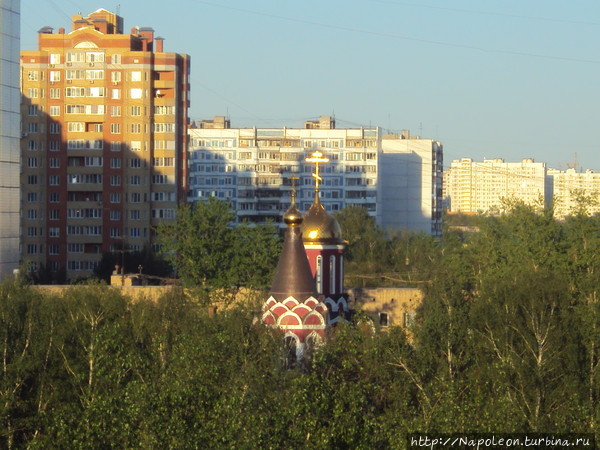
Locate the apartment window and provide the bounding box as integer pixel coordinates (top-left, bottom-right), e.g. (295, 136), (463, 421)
(110, 227), (121, 238)
(88, 87), (105, 97)
(27, 88), (38, 98)
(379, 313), (389, 328)
(66, 69), (85, 80)
(130, 88), (143, 99)
(68, 122), (85, 132)
(111, 123), (121, 134)
(86, 51), (105, 63)
(27, 244), (38, 255)
(129, 158), (142, 168)
(111, 89), (121, 99)
(27, 175), (38, 185)
(130, 210), (141, 220)
(110, 175), (121, 186)
(50, 88), (60, 99)
(154, 105), (174, 115)
(49, 141), (60, 151)
(110, 158), (121, 169)
(86, 70), (104, 80)
(49, 71), (60, 82)
(26, 140), (39, 151)
(27, 192), (38, 202)
(153, 123), (175, 133)
(65, 52), (82, 63)
(27, 227), (38, 237)
(27, 123), (38, 133)
(130, 227), (141, 238)
(110, 142), (122, 152)
(130, 123), (141, 133)
(27, 209), (38, 220)
(68, 243), (84, 253)
(27, 157), (38, 168)
(28, 105), (38, 116)
(131, 106), (141, 116)
(49, 192), (60, 203)
(111, 54), (121, 64)
(49, 175), (60, 186)
(110, 210), (121, 220)
(130, 175), (141, 185)
(48, 106), (60, 116)
(130, 193), (141, 203)
(49, 53), (60, 64)
(109, 192), (121, 203)
(49, 123), (61, 134)
(111, 71), (122, 82)
(49, 227), (60, 238)
(27, 71), (39, 81)
(110, 106), (121, 116)
(130, 141), (141, 152)
(130, 71), (142, 82)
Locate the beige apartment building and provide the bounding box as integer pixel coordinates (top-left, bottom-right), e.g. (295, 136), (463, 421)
(444, 158), (548, 214)
(188, 117), (443, 236)
(20, 9), (190, 280)
(548, 168), (600, 218)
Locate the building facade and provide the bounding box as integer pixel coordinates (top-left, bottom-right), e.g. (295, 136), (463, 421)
(20, 9), (190, 280)
(444, 158), (548, 214)
(380, 131), (443, 236)
(548, 168), (600, 218)
(188, 117), (443, 236)
(0, 0), (20, 279)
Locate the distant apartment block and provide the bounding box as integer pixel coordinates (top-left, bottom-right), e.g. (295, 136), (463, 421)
(548, 168), (600, 218)
(188, 117), (443, 236)
(20, 9), (190, 280)
(0, 0), (20, 279)
(444, 158), (548, 214)
(380, 131), (443, 235)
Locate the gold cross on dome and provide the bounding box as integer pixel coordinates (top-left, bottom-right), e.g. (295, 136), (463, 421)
(289, 176), (298, 202)
(306, 150), (329, 192)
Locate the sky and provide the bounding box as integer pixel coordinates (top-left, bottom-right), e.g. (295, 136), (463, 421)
(21, 0), (600, 170)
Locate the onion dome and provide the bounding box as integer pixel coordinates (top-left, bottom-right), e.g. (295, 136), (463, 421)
(301, 192), (344, 244)
(269, 192), (316, 301)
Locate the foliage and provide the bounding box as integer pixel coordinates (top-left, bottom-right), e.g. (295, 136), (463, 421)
(156, 198), (282, 293)
(1, 203), (599, 446)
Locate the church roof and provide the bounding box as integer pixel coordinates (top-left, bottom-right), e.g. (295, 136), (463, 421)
(301, 192), (344, 244)
(269, 194), (316, 301)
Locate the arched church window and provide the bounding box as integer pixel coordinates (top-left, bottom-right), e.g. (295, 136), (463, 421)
(330, 255), (336, 293)
(340, 255), (344, 290)
(316, 255), (322, 294)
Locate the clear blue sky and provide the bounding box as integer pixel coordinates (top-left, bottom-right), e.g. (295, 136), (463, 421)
(21, 0), (600, 170)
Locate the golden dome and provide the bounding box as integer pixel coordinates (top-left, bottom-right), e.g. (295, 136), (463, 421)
(283, 203), (303, 226)
(301, 193), (343, 243)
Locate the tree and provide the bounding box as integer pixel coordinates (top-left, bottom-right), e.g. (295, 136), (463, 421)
(156, 198), (281, 295)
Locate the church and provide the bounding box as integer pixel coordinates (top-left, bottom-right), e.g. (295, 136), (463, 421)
(260, 151), (350, 360)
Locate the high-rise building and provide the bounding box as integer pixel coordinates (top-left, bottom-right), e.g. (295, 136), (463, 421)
(444, 158), (548, 214)
(188, 116), (443, 236)
(20, 9), (190, 280)
(0, 0), (20, 279)
(547, 168), (600, 218)
(380, 131), (443, 236)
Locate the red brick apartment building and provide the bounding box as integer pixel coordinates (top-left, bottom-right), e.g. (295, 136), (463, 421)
(20, 9), (190, 280)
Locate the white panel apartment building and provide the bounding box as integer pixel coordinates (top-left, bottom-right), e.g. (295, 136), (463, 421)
(0, 0), (20, 279)
(548, 168), (600, 218)
(188, 117), (443, 236)
(445, 158), (548, 214)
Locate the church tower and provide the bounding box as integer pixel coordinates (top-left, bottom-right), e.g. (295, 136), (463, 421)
(301, 151), (349, 324)
(261, 187), (328, 361)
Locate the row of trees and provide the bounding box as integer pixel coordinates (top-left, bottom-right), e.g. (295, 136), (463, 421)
(1, 200), (598, 446)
